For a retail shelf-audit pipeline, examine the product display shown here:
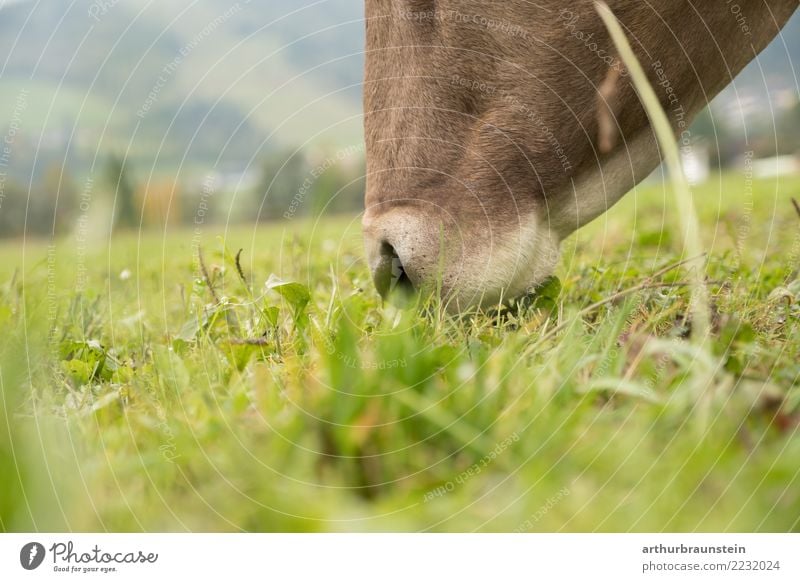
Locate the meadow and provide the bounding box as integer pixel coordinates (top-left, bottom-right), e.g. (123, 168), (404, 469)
(1, 171), (799, 532)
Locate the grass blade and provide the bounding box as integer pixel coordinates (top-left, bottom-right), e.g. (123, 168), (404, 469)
(595, 1), (710, 345)
(595, 2), (715, 422)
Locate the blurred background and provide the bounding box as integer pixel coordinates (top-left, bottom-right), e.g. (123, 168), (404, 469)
(0, 0), (797, 239)
(0, 0), (366, 239)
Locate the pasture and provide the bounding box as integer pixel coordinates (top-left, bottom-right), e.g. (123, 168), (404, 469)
(1, 171), (799, 532)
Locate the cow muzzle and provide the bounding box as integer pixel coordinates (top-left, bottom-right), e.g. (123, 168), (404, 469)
(363, 207), (442, 302)
(363, 205), (563, 311)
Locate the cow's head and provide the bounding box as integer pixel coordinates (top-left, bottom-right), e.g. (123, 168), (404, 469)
(361, 1), (797, 310)
(362, 3), (571, 311)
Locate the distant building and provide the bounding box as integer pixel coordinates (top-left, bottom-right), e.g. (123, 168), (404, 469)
(681, 144), (711, 185)
(750, 155), (800, 178)
(201, 166), (259, 193)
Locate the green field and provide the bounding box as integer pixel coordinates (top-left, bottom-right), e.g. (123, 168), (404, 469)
(1, 172), (799, 532)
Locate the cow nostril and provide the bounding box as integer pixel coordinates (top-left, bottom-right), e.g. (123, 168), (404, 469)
(373, 241), (415, 299)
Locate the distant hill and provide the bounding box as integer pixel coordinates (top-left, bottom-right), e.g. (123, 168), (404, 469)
(0, 0), (365, 176)
(0, 1), (796, 178)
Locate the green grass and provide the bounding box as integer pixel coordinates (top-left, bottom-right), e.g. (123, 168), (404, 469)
(1, 172), (799, 532)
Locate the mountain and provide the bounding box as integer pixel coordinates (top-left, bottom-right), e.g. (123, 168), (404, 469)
(0, 0), (365, 176)
(0, 1), (797, 178)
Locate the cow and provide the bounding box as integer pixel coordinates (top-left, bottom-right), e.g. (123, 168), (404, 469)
(361, 0), (798, 311)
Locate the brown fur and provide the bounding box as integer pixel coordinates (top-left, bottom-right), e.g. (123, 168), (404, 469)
(362, 0), (798, 308)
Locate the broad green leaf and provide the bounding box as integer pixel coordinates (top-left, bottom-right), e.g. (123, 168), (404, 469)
(265, 275), (311, 312)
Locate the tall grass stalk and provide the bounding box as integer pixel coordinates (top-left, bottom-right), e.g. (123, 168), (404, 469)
(595, 2), (714, 413)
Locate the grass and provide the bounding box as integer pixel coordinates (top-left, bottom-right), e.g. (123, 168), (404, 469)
(1, 171), (799, 532)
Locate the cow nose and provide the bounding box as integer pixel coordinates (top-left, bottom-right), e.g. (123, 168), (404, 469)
(363, 209), (440, 302)
(371, 240), (416, 299)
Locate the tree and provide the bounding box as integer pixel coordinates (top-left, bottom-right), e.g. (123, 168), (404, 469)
(105, 154), (138, 230)
(139, 178), (181, 228)
(777, 101), (800, 155)
(253, 150), (310, 221)
(39, 163), (78, 235)
(689, 108), (739, 168)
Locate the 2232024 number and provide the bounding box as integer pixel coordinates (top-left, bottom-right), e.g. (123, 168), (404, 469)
(729, 561), (780, 571)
